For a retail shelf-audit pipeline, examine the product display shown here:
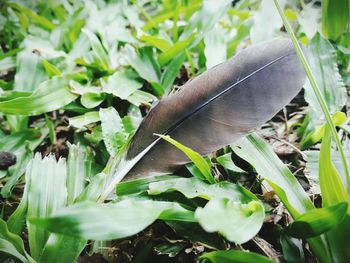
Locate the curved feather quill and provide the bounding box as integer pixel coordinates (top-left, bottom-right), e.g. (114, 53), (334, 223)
(100, 39), (306, 199)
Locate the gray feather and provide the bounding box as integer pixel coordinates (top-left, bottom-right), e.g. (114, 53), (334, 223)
(124, 39), (306, 180)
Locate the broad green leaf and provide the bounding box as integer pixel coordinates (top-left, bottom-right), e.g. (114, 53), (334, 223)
(318, 124), (350, 262)
(216, 153), (246, 173)
(38, 234), (86, 263)
(41, 59), (61, 77)
(102, 70), (142, 100)
(67, 144), (93, 204)
(0, 76), (78, 115)
(149, 177), (264, 244)
(139, 35), (172, 51)
(30, 199), (194, 240)
(233, 133), (314, 216)
(126, 90), (157, 106)
(124, 45), (161, 86)
(99, 107), (127, 157)
(82, 28), (109, 70)
(148, 177), (253, 202)
(322, 0), (349, 41)
(286, 202), (348, 239)
(319, 126), (350, 207)
(157, 134), (215, 184)
(200, 250), (275, 263)
(14, 50), (47, 92)
(301, 111), (347, 149)
(69, 111), (100, 129)
(301, 33), (347, 147)
(0, 218), (35, 263)
(116, 175), (177, 196)
(80, 92), (105, 109)
(0, 238), (29, 262)
(27, 154), (68, 260)
(195, 199), (264, 244)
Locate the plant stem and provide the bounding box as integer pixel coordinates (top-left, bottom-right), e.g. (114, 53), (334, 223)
(273, 0), (350, 192)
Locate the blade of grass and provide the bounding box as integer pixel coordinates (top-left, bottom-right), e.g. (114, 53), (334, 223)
(273, 0), (350, 192)
(157, 134), (216, 184)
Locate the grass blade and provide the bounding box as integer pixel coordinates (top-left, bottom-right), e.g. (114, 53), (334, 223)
(273, 0), (350, 192)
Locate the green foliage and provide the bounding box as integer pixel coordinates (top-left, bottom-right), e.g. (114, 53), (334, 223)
(0, 0), (349, 262)
(285, 202), (348, 239)
(322, 0), (349, 41)
(201, 250), (275, 263)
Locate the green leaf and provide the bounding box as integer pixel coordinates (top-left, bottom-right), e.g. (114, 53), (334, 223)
(9, 3), (56, 31)
(301, 33), (347, 147)
(200, 250), (275, 263)
(0, 129), (45, 153)
(216, 153), (246, 173)
(102, 70), (142, 100)
(0, 76), (78, 115)
(82, 28), (109, 70)
(304, 149), (350, 194)
(30, 199), (194, 240)
(41, 59), (61, 77)
(126, 90), (157, 107)
(195, 199), (264, 244)
(157, 134), (216, 184)
(67, 144), (93, 205)
(99, 107), (127, 157)
(139, 35), (172, 51)
(161, 52), (186, 94)
(286, 202), (348, 239)
(80, 92), (105, 109)
(26, 154), (68, 260)
(233, 133), (314, 216)
(312, 120), (350, 262)
(116, 175), (177, 196)
(0, 218), (35, 263)
(69, 111), (100, 129)
(38, 234), (86, 263)
(13, 50), (47, 92)
(158, 34), (195, 66)
(322, 0), (349, 41)
(149, 177), (264, 244)
(148, 177), (253, 202)
(124, 46), (161, 90)
(301, 111), (347, 149)
(280, 233), (305, 263)
(319, 125), (350, 207)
